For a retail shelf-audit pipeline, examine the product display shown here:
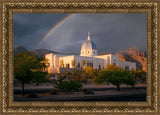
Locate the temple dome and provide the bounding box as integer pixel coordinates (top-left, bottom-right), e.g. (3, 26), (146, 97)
(81, 32), (97, 50)
(80, 32), (98, 56)
(81, 40), (97, 50)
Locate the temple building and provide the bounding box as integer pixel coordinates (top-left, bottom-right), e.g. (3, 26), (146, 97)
(45, 33), (136, 73)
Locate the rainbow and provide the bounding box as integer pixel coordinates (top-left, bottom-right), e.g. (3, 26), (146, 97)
(37, 14), (74, 47)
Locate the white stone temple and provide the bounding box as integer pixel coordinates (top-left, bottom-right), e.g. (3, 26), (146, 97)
(45, 33), (136, 73)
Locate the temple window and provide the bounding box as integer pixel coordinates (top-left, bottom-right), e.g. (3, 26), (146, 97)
(125, 66), (129, 70)
(87, 62), (93, 67)
(78, 63), (80, 68)
(66, 64), (70, 68)
(99, 65), (101, 70)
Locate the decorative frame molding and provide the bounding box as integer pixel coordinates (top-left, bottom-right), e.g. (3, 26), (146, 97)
(0, 0), (159, 114)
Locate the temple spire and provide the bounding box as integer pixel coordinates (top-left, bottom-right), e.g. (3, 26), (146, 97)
(88, 32), (90, 40)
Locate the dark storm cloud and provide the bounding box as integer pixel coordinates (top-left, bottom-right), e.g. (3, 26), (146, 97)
(14, 14), (69, 49)
(14, 13), (146, 53)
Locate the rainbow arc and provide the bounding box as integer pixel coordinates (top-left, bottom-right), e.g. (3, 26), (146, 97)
(37, 14), (74, 47)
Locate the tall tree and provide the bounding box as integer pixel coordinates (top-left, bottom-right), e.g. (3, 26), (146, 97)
(14, 52), (48, 95)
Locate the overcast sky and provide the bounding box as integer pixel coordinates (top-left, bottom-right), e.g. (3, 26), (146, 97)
(14, 13), (147, 54)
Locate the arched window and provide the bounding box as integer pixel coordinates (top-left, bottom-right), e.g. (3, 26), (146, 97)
(88, 51), (89, 53)
(66, 64), (70, 68)
(87, 61), (93, 67)
(78, 63), (80, 68)
(125, 66), (129, 70)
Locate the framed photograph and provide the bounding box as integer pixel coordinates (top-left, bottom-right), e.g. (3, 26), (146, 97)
(0, 0), (159, 114)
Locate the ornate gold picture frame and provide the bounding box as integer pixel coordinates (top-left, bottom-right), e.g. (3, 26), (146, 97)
(0, 0), (159, 114)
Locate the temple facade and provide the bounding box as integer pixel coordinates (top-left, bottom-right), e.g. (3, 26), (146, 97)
(45, 33), (136, 73)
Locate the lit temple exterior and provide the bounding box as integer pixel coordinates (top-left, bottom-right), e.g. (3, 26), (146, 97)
(45, 33), (136, 73)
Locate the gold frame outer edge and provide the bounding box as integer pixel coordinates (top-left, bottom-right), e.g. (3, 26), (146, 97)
(1, 1), (159, 114)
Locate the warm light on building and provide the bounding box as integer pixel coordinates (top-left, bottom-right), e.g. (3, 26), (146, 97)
(45, 33), (136, 73)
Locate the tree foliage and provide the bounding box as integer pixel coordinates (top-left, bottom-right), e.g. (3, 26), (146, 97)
(94, 69), (111, 85)
(14, 52), (48, 95)
(106, 64), (122, 71)
(55, 80), (82, 92)
(83, 66), (97, 79)
(70, 69), (87, 83)
(132, 70), (146, 84)
(95, 64), (135, 90)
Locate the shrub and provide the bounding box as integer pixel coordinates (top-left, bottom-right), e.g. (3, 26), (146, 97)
(55, 80), (82, 92)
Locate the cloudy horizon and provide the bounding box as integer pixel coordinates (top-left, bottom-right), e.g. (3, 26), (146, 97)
(14, 13), (147, 54)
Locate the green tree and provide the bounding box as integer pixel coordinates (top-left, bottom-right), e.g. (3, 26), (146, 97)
(107, 71), (123, 90)
(122, 70), (135, 86)
(94, 69), (111, 85)
(14, 52), (48, 95)
(107, 70), (135, 90)
(95, 65), (135, 91)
